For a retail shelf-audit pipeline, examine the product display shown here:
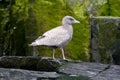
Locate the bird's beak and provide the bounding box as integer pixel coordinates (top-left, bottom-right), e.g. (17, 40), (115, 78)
(74, 20), (80, 24)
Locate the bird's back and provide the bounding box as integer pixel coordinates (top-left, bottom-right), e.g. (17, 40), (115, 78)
(30, 26), (72, 47)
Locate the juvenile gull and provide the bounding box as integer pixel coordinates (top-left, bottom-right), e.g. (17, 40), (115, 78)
(29, 16), (80, 59)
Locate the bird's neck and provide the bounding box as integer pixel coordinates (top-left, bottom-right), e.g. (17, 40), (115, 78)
(62, 24), (73, 36)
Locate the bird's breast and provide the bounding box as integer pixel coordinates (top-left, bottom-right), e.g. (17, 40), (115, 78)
(66, 26), (73, 37)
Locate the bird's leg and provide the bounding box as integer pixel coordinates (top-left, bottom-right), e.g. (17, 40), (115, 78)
(52, 49), (55, 59)
(32, 46), (38, 57)
(60, 48), (66, 60)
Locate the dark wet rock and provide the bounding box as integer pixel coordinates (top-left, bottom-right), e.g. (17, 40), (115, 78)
(112, 39), (120, 65)
(0, 56), (61, 71)
(0, 56), (41, 70)
(37, 57), (61, 72)
(20, 56), (41, 70)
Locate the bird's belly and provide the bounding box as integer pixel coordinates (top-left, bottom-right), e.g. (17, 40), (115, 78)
(57, 36), (72, 48)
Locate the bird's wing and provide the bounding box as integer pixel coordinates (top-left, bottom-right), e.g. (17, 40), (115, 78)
(35, 35), (45, 41)
(35, 26), (71, 46)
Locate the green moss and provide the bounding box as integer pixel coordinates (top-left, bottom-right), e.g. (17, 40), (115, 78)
(91, 17), (118, 63)
(99, 0), (120, 16)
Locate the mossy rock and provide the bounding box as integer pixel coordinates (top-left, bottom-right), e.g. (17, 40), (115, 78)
(0, 56), (41, 70)
(37, 57), (61, 72)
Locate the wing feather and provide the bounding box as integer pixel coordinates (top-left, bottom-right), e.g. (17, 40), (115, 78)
(30, 26), (71, 47)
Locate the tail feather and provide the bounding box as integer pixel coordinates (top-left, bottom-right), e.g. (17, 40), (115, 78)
(29, 42), (38, 46)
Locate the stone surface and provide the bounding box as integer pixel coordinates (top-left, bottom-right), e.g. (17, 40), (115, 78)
(37, 57), (61, 71)
(58, 62), (107, 77)
(0, 68), (59, 80)
(90, 17), (120, 64)
(0, 56), (41, 70)
(91, 65), (120, 80)
(0, 56), (120, 80)
(0, 67), (91, 80)
(0, 56), (62, 71)
(58, 62), (120, 80)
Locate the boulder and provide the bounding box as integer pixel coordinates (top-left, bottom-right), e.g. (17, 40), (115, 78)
(0, 56), (41, 70)
(0, 56), (120, 80)
(0, 68), (59, 80)
(90, 17), (120, 64)
(58, 62), (120, 80)
(0, 56), (61, 71)
(37, 57), (61, 71)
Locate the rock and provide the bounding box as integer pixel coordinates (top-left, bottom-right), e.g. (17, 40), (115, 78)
(90, 17), (120, 64)
(0, 67), (91, 80)
(0, 56), (61, 71)
(20, 56), (41, 70)
(0, 42), (3, 56)
(37, 57), (61, 71)
(0, 68), (59, 80)
(112, 39), (120, 65)
(0, 57), (120, 80)
(58, 62), (120, 80)
(92, 65), (120, 80)
(0, 56), (41, 70)
(58, 62), (108, 77)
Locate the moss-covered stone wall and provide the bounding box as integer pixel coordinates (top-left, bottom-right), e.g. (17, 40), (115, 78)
(90, 17), (120, 64)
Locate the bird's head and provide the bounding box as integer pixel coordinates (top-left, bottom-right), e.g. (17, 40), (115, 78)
(62, 16), (80, 25)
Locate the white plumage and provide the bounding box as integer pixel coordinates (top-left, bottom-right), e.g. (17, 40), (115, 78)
(30, 16), (80, 59)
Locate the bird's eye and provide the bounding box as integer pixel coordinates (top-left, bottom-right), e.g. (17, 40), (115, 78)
(69, 18), (74, 21)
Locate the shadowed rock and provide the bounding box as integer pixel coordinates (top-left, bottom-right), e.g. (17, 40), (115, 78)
(37, 57), (61, 71)
(0, 56), (41, 70)
(0, 56), (61, 72)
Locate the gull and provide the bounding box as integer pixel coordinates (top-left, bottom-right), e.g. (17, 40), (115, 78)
(29, 16), (80, 59)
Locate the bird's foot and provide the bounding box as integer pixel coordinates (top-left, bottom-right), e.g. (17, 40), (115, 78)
(63, 58), (72, 62)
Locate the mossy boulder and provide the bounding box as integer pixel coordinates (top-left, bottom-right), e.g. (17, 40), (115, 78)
(0, 56), (61, 71)
(90, 17), (120, 64)
(37, 57), (61, 72)
(0, 56), (41, 70)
